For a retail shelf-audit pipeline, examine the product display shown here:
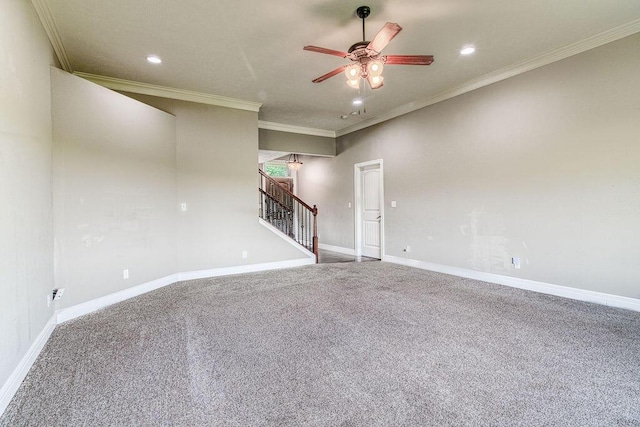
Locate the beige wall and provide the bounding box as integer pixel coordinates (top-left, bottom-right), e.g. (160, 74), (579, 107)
(2, 4), (308, 392)
(299, 33), (640, 299)
(123, 94), (307, 271)
(51, 78), (308, 309)
(259, 129), (336, 157)
(0, 0), (57, 388)
(52, 69), (178, 308)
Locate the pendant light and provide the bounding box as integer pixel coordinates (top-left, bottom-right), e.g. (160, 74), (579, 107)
(286, 154), (303, 171)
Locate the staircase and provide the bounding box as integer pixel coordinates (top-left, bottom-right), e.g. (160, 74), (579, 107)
(259, 169), (318, 262)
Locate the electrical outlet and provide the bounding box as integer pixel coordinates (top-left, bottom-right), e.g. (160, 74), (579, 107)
(512, 257), (521, 269)
(180, 203), (187, 212)
(52, 288), (65, 301)
(242, 251), (248, 259)
(47, 294), (51, 307)
(123, 269), (129, 279)
(391, 201), (397, 208)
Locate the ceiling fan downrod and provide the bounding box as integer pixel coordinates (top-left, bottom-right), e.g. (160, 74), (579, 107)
(356, 6), (370, 42)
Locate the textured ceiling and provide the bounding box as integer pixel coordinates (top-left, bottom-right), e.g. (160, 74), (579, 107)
(41, 0), (640, 134)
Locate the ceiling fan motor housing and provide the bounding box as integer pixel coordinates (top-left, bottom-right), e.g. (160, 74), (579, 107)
(348, 41), (370, 54)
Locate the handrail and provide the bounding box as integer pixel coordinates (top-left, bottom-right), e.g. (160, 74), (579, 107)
(259, 188), (292, 212)
(259, 169), (317, 215)
(259, 168), (318, 262)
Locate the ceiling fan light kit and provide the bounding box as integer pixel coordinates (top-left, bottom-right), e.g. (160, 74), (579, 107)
(304, 5), (434, 90)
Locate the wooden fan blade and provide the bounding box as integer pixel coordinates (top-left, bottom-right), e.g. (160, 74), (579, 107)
(367, 22), (402, 54)
(384, 55), (434, 65)
(312, 65), (348, 83)
(304, 45), (348, 58)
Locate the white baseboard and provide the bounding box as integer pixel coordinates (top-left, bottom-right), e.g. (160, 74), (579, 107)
(0, 314), (57, 415)
(318, 243), (356, 256)
(383, 255), (640, 312)
(177, 257), (315, 281)
(56, 274), (178, 324)
(57, 258), (316, 324)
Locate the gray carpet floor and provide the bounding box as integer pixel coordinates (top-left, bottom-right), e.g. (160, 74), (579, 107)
(2, 262), (639, 426)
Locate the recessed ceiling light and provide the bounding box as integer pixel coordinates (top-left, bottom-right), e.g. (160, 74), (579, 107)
(146, 55), (162, 64)
(340, 115), (349, 120)
(352, 99), (363, 106)
(460, 46), (475, 55)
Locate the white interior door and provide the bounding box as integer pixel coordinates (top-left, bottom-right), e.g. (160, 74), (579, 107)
(356, 162), (383, 259)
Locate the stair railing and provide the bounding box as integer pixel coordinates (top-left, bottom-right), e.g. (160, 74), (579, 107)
(259, 169), (318, 262)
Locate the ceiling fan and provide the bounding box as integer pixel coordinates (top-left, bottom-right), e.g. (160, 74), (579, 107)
(304, 5), (434, 90)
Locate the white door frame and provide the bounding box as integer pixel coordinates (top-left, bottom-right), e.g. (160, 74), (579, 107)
(354, 159), (385, 258)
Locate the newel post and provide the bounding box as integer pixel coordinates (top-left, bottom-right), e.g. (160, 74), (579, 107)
(312, 205), (318, 263)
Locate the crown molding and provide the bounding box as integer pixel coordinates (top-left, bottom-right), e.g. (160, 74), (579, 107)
(29, 2), (639, 136)
(73, 72), (262, 112)
(31, 0), (73, 72)
(258, 121), (336, 138)
(336, 18), (640, 137)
